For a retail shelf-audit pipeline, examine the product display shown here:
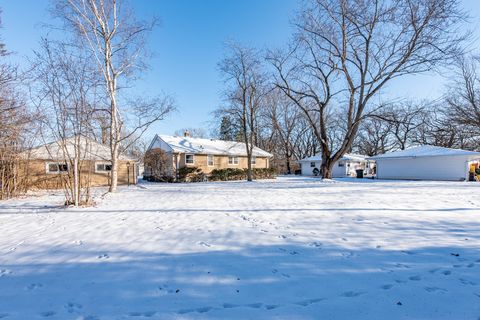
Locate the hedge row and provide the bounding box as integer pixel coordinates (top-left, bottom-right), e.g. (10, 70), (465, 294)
(144, 167), (277, 183)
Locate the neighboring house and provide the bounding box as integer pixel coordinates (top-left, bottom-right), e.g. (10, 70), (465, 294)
(20, 137), (137, 189)
(144, 133), (273, 179)
(298, 154), (374, 178)
(370, 145), (480, 181)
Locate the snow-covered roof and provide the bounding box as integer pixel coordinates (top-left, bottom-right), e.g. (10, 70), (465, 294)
(370, 145), (480, 160)
(23, 137), (135, 161)
(151, 135), (273, 157)
(298, 153), (369, 163)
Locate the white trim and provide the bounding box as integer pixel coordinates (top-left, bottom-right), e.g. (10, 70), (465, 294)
(185, 154), (195, 165)
(228, 156), (239, 165)
(207, 154), (214, 167)
(95, 161), (112, 173)
(46, 162), (69, 174)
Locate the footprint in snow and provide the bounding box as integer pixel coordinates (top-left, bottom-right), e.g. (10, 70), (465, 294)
(442, 270), (452, 276)
(295, 298), (325, 306)
(0, 269), (11, 277)
(64, 302), (83, 313)
(467, 263), (475, 268)
(0, 314), (9, 319)
(178, 307), (212, 314)
(128, 311), (156, 317)
(309, 242), (323, 248)
(265, 305), (279, 310)
(341, 291), (365, 298)
(424, 287), (447, 293)
(40, 311), (56, 317)
(97, 253), (109, 259)
(395, 279), (407, 284)
(381, 284), (394, 290)
(246, 303), (263, 309)
(281, 273), (291, 278)
(198, 241), (211, 247)
(26, 283), (43, 290)
(222, 303), (239, 309)
(459, 278), (477, 286)
(409, 275), (422, 281)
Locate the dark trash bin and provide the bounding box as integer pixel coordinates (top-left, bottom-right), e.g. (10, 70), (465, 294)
(356, 169), (364, 179)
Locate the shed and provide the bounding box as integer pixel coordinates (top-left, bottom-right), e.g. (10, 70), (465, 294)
(298, 153), (374, 178)
(369, 145), (480, 181)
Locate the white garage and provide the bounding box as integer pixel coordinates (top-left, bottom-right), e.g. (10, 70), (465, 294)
(370, 145), (480, 181)
(298, 153), (374, 178)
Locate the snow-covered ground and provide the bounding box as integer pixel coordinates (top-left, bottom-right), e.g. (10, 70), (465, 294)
(0, 176), (479, 319)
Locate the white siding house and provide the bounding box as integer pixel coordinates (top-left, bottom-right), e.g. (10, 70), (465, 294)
(298, 154), (373, 178)
(370, 145), (480, 181)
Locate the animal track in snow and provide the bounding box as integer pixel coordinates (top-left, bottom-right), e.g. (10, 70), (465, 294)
(198, 241), (211, 247)
(97, 253), (109, 259)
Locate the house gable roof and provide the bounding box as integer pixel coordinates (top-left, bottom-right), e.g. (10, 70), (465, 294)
(23, 136), (135, 161)
(150, 135), (273, 157)
(369, 145), (480, 160)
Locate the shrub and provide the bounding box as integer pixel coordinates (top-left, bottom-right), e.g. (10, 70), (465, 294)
(177, 167), (205, 182)
(209, 167), (276, 181)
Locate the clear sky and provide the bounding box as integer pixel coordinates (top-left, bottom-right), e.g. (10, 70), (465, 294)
(1, 0), (479, 140)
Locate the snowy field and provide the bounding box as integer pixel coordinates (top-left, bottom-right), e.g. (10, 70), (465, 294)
(0, 176), (479, 320)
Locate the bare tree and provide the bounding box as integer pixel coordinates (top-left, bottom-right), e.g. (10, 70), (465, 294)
(52, 0), (174, 192)
(218, 42), (268, 181)
(269, 0), (465, 178)
(0, 12), (34, 199)
(32, 39), (99, 206)
(445, 55), (480, 139)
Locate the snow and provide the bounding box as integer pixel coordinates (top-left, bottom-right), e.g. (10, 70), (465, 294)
(370, 145), (480, 160)
(0, 176), (480, 319)
(151, 134), (273, 157)
(298, 153), (369, 163)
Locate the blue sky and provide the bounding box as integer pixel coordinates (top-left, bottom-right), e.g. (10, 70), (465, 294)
(1, 0), (480, 140)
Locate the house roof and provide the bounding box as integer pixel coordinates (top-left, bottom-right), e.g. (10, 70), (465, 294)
(369, 145), (480, 160)
(152, 135), (273, 157)
(298, 153), (369, 163)
(22, 136), (135, 161)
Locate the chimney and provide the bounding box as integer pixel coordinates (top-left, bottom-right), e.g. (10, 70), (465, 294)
(184, 130), (190, 138)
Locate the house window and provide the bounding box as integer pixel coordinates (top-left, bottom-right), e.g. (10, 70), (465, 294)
(207, 154), (214, 166)
(185, 154), (195, 165)
(96, 162), (112, 172)
(251, 156), (256, 165)
(46, 162), (69, 174)
(338, 162), (345, 167)
(310, 162), (316, 168)
(228, 156), (239, 165)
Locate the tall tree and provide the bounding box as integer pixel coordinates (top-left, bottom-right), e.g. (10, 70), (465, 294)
(217, 42), (268, 181)
(269, 0), (465, 178)
(53, 0), (174, 192)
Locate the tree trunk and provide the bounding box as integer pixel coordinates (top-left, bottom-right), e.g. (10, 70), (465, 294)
(321, 160), (334, 179)
(246, 153), (253, 181)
